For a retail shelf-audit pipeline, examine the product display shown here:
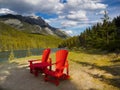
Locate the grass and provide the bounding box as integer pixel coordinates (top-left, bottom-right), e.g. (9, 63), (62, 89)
(1, 49), (120, 90)
(68, 49), (120, 89)
(69, 50), (115, 66)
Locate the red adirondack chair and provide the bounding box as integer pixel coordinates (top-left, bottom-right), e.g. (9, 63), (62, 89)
(44, 49), (70, 86)
(28, 48), (51, 76)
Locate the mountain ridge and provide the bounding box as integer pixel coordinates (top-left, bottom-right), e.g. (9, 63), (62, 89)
(0, 14), (69, 38)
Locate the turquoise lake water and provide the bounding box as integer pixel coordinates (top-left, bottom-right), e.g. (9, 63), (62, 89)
(0, 48), (59, 63)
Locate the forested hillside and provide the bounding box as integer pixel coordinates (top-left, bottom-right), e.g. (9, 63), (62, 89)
(59, 14), (120, 51)
(0, 22), (62, 51)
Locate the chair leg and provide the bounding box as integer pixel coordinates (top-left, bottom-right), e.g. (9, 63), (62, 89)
(65, 75), (70, 80)
(44, 75), (59, 86)
(55, 78), (59, 86)
(44, 74), (48, 82)
(30, 68), (33, 73)
(34, 69), (39, 77)
(29, 62), (33, 73)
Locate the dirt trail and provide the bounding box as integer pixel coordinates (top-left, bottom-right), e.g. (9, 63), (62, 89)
(0, 60), (119, 90)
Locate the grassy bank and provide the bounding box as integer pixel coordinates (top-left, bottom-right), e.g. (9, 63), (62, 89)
(68, 49), (120, 89)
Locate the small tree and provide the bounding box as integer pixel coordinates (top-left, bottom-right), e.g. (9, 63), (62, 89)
(8, 50), (15, 61)
(26, 48), (32, 57)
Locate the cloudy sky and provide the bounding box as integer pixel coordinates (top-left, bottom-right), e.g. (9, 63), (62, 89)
(0, 0), (120, 36)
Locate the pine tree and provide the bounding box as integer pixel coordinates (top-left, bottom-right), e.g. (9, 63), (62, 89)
(101, 10), (110, 45)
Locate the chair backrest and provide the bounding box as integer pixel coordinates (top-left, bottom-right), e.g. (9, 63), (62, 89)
(41, 48), (51, 62)
(55, 49), (68, 73)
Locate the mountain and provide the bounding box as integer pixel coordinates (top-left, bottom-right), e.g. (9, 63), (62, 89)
(0, 21), (63, 51)
(0, 14), (69, 38)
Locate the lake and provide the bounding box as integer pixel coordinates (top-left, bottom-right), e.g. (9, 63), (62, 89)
(0, 48), (59, 63)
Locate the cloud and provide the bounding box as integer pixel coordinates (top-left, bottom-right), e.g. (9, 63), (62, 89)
(0, 0), (63, 14)
(96, 10), (108, 15)
(0, 0), (107, 15)
(25, 0), (40, 5)
(0, 0), (107, 23)
(45, 16), (101, 35)
(82, 1), (107, 10)
(65, 30), (73, 34)
(45, 19), (51, 23)
(0, 8), (17, 15)
(66, 10), (88, 21)
(61, 21), (78, 27)
(61, 0), (107, 13)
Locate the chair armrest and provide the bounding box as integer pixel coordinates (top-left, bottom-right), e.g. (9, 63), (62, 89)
(65, 60), (69, 75)
(65, 60), (69, 67)
(28, 59), (41, 63)
(47, 58), (57, 65)
(47, 58), (52, 63)
(28, 59), (41, 66)
(45, 63), (56, 66)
